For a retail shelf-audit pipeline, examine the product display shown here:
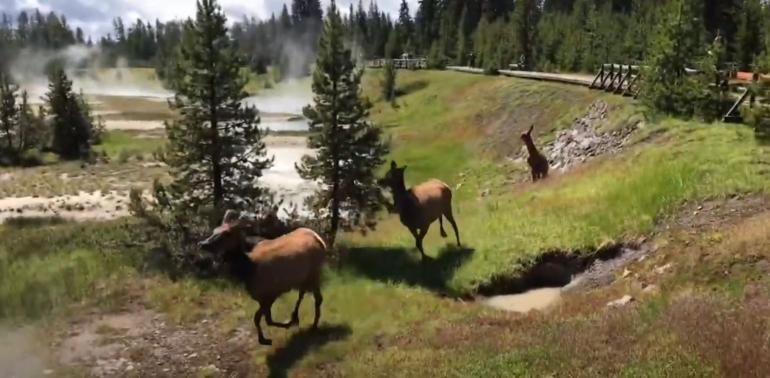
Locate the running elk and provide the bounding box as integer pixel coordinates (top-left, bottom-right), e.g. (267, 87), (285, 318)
(521, 125), (549, 181)
(199, 210), (326, 346)
(384, 161), (461, 260)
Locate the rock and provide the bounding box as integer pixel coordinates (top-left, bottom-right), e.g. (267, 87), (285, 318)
(756, 260), (770, 274)
(43, 369), (55, 375)
(479, 189), (491, 198)
(622, 268), (632, 278)
(606, 295), (634, 308)
(642, 284), (659, 294)
(654, 263), (673, 275)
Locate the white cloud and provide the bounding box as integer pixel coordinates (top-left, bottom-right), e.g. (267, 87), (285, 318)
(9, 0), (416, 39)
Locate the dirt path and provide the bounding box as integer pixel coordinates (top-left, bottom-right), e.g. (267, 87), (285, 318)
(52, 307), (254, 377)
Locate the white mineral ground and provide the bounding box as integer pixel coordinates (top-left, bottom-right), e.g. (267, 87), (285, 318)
(0, 136), (315, 223)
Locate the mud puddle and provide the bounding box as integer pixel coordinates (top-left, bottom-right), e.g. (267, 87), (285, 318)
(479, 243), (647, 313)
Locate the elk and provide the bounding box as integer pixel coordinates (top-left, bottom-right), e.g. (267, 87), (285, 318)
(521, 125), (549, 181)
(199, 210), (326, 346)
(384, 161), (461, 260)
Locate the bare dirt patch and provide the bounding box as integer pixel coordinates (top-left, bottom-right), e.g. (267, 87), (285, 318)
(55, 307), (254, 377)
(0, 325), (52, 378)
(0, 190), (141, 223)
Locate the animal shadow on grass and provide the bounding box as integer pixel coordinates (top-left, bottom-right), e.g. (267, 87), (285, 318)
(341, 245), (475, 295)
(266, 324), (351, 378)
(395, 79), (429, 97)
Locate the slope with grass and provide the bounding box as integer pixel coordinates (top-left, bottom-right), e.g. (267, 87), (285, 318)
(2, 69), (770, 377)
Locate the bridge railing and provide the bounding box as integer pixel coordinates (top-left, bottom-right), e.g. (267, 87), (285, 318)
(366, 58), (428, 70)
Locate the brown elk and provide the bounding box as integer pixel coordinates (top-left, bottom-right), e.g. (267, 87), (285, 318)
(384, 161), (460, 260)
(521, 125), (549, 181)
(199, 210), (326, 346)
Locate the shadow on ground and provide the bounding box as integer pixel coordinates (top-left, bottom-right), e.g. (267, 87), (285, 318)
(266, 324), (352, 378)
(341, 245), (474, 295)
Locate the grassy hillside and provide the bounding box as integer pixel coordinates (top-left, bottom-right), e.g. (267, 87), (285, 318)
(2, 69), (770, 377)
(353, 70), (768, 293)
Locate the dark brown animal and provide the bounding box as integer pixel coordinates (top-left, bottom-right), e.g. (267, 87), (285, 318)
(521, 125), (549, 181)
(384, 161), (460, 260)
(199, 210), (326, 346)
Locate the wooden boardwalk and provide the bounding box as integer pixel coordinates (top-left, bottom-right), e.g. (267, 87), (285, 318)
(445, 66), (595, 87)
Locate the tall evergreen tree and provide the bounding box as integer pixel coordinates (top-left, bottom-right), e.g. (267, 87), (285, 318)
(735, 0), (764, 70)
(512, 0), (541, 70)
(46, 69), (94, 160)
(162, 0), (272, 224)
(298, 0), (390, 247)
(643, 0), (709, 117)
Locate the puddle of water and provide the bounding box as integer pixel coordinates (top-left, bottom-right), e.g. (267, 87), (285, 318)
(482, 288), (563, 313)
(262, 118), (308, 132)
(104, 120), (166, 131)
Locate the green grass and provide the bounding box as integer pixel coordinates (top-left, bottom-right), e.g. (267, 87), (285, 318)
(97, 130), (165, 160)
(4, 70), (770, 377)
(350, 70), (769, 293)
(0, 220), (140, 320)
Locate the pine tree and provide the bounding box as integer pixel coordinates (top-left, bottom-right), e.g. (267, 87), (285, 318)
(381, 59), (397, 102)
(297, 0), (390, 247)
(735, 0), (764, 70)
(512, 0), (541, 70)
(0, 73), (19, 164)
(162, 0), (272, 225)
(397, 0), (414, 51)
(46, 69), (94, 160)
(0, 74), (44, 165)
(643, 0), (709, 118)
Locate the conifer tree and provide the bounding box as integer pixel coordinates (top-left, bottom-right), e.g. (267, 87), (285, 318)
(161, 0), (272, 225)
(512, 0), (541, 70)
(642, 0), (709, 117)
(381, 59), (397, 102)
(735, 0), (764, 70)
(46, 69), (94, 160)
(297, 0), (390, 247)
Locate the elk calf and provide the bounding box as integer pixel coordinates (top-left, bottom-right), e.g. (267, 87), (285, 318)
(384, 161), (461, 260)
(521, 125), (549, 181)
(199, 211), (326, 345)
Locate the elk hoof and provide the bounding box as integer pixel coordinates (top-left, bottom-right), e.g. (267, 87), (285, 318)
(259, 337), (273, 346)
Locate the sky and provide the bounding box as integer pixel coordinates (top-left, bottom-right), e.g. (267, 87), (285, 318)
(1, 0), (413, 39)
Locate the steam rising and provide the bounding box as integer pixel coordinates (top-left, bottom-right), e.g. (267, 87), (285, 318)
(9, 46), (172, 102)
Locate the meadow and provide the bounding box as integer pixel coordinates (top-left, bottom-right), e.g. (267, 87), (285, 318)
(1, 69), (769, 377)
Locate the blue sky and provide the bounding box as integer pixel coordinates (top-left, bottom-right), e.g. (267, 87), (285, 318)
(1, 0), (413, 39)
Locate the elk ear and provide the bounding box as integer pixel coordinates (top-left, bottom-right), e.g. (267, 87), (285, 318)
(222, 209), (240, 225)
(390, 160), (397, 170)
(527, 125), (534, 135)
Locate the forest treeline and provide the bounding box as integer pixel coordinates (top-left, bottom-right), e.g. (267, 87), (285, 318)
(2, 1), (770, 80)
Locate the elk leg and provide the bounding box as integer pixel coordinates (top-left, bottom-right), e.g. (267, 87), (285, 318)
(439, 215), (448, 238)
(312, 288), (323, 330)
(417, 225), (430, 260)
(266, 307), (293, 329)
(444, 208), (461, 247)
(290, 290), (305, 326)
(254, 306), (271, 346)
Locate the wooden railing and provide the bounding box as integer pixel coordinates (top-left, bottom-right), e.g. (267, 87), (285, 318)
(589, 64), (641, 98)
(366, 58), (428, 70)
